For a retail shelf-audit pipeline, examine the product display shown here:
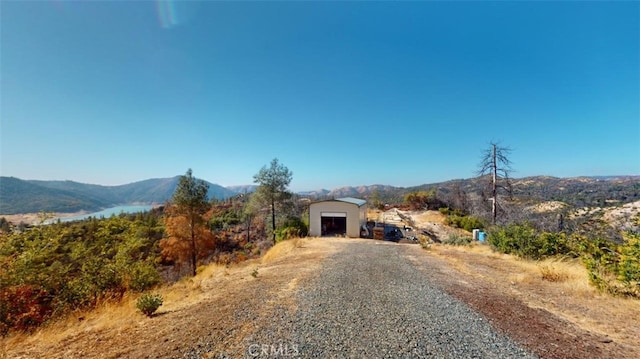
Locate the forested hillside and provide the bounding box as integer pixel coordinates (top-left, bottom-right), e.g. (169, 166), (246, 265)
(410, 176), (640, 208)
(0, 177), (235, 214)
(0, 177), (109, 214)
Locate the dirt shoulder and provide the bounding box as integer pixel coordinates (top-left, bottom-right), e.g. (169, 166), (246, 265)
(419, 244), (640, 358)
(405, 209), (640, 358)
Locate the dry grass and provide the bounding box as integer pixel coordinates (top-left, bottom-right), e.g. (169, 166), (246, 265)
(367, 208), (383, 222)
(411, 210), (447, 225)
(261, 237), (305, 264)
(528, 201), (568, 214)
(0, 238), (335, 358)
(404, 205), (640, 355)
(429, 243), (640, 354)
(2, 261), (244, 355)
(3, 293), (141, 354)
(7, 235), (637, 357)
(13, 238), (308, 347)
(539, 264), (569, 282)
(430, 243), (594, 296)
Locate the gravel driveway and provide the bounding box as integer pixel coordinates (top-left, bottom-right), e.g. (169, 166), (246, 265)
(243, 240), (534, 358)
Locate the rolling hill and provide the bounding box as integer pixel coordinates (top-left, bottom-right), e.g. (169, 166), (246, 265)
(410, 175), (640, 208)
(2, 175), (638, 215)
(0, 177), (109, 214)
(0, 177), (235, 215)
(298, 176), (640, 209)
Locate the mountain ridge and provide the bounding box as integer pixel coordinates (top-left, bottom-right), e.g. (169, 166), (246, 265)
(1, 175), (638, 215)
(0, 176), (235, 215)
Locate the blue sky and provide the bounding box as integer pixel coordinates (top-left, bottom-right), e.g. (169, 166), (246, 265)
(1, 1), (638, 191)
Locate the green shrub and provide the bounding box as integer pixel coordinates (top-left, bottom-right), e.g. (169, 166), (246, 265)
(536, 232), (572, 258)
(0, 215), (164, 333)
(488, 223), (578, 259)
(136, 293), (163, 317)
(126, 262), (162, 292)
(487, 223), (640, 297)
(443, 233), (472, 246)
(445, 215), (484, 232)
(209, 209), (241, 230)
(439, 207), (466, 217)
(275, 217), (308, 242)
(581, 232), (640, 297)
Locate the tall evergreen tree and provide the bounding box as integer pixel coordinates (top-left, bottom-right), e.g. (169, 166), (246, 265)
(253, 159), (293, 244)
(164, 169), (210, 276)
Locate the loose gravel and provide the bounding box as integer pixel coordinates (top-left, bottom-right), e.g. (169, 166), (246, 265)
(242, 240), (535, 358)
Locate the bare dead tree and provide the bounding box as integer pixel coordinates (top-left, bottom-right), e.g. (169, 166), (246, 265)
(478, 142), (514, 225)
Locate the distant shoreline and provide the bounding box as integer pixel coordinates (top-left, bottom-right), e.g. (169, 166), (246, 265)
(0, 211), (89, 225)
(1, 204), (161, 225)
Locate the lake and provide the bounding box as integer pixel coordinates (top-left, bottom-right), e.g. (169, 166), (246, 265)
(50, 204), (155, 223)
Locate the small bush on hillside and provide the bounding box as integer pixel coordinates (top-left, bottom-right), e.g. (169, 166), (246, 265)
(439, 207), (466, 217)
(126, 262), (162, 292)
(445, 215), (484, 232)
(487, 222), (640, 297)
(405, 190), (445, 210)
(443, 233), (472, 246)
(539, 265), (568, 282)
(417, 235), (431, 250)
(209, 207), (242, 230)
(581, 232), (640, 298)
(136, 293), (163, 317)
(487, 222), (576, 259)
(275, 217), (308, 242)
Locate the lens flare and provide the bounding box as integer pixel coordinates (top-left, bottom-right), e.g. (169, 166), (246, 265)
(156, 0), (178, 29)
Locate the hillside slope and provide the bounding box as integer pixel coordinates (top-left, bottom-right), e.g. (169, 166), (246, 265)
(0, 177), (235, 214)
(410, 175), (640, 208)
(0, 177), (109, 214)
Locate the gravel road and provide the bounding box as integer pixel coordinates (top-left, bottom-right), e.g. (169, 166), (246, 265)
(242, 240), (535, 359)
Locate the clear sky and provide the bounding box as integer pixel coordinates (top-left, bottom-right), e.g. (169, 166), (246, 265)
(1, 1), (638, 191)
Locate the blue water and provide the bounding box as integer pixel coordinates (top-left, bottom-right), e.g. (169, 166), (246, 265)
(51, 204), (154, 223)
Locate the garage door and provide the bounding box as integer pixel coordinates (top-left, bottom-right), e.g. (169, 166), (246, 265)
(321, 212), (347, 236)
(321, 212), (347, 217)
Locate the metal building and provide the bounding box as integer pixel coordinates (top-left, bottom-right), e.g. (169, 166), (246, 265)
(308, 197), (367, 238)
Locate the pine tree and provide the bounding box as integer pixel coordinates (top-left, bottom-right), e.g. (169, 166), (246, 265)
(162, 169), (211, 276)
(253, 159), (293, 244)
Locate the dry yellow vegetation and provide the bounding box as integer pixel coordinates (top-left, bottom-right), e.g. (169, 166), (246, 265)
(3, 233), (638, 358)
(1, 237), (334, 359)
(429, 243), (640, 357)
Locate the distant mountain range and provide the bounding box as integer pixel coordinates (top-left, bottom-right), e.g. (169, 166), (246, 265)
(1, 175), (638, 215)
(408, 175), (640, 208)
(0, 177), (253, 215)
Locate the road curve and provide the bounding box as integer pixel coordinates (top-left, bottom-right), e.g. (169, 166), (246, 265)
(244, 240), (534, 359)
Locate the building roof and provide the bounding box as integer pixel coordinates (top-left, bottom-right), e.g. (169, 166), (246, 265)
(335, 197), (367, 207)
(310, 197), (367, 207)
(323, 197), (367, 207)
